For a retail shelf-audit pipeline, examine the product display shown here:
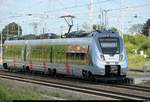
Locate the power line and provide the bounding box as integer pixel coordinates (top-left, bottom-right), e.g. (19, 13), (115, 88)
(105, 2), (150, 12)
(44, 0), (114, 13)
(6, 1), (150, 21)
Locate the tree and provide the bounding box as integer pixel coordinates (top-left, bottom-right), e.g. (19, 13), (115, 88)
(110, 27), (118, 32)
(142, 19), (150, 36)
(81, 23), (105, 32)
(129, 24), (143, 34)
(2, 22), (22, 40)
(92, 24), (107, 31)
(92, 24), (101, 31)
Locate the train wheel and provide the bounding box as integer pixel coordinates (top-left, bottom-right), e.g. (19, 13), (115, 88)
(22, 65), (26, 72)
(30, 70), (33, 74)
(10, 68), (13, 72)
(26, 66), (30, 73)
(88, 71), (95, 82)
(41, 72), (45, 75)
(52, 69), (56, 76)
(8, 67), (11, 72)
(48, 68), (52, 76)
(3, 63), (8, 69)
(82, 70), (88, 80)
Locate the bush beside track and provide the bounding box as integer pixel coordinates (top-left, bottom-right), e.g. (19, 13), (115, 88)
(124, 34), (150, 70)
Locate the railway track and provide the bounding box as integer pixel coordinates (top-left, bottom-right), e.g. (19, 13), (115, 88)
(111, 84), (150, 93)
(0, 71), (150, 101)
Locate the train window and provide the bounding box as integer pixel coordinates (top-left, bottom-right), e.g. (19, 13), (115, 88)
(14, 46), (23, 60)
(27, 45), (88, 65)
(52, 45), (66, 63)
(31, 46), (49, 62)
(66, 53), (88, 65)
(65, 45), (89, 65)
(4, 46), (13, 59)
(4, 45), (23, 60)
(99, 38), (120, 54)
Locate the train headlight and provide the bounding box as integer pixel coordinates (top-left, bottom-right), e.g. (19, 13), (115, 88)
(100, 55), (105, 61)
(119, 54), (123, 61)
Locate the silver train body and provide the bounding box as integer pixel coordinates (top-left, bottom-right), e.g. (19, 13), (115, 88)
(3, 30), (128, 80)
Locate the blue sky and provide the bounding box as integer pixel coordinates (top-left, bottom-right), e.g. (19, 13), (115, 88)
(0, 0), (150, 35)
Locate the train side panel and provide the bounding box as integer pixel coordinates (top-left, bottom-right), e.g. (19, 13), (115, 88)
(3, 45), (25, 69)
(3, 40), (94, 78)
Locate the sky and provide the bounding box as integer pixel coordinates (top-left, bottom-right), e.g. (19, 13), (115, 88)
(0, 0), (150, 35)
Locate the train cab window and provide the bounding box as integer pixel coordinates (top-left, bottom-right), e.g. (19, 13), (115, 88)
(99, 38), (120, 54)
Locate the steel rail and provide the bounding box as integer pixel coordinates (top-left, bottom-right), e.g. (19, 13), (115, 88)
(0, 72), (147, 100)
(110, 84), (150, 93)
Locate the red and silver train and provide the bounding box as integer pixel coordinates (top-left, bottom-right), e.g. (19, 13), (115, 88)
(2, 30), (128, 81)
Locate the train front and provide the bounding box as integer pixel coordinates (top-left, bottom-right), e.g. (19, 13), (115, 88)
(91, 30), (128, 80)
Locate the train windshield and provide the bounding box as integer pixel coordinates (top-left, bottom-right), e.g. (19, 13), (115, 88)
(99, 38), (120, 54)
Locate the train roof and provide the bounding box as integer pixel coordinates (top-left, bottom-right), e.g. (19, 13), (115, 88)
(4, 30), (122, 46)
(4, 37), (92, 46)
(90, 30), (121, 37)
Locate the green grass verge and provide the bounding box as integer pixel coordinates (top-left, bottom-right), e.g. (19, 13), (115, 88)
(0, 82), (43, 100)
(127, 54), (150, 69)
(0, 80), (76, 100)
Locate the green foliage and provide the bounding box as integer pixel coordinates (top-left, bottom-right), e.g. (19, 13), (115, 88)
(0, 83), (41, 100)
(127, 54), (150, 69)
(124, 34), (149, 54)
(142, 18), (150, 36)
(138, 41), (149, 52)
(92, 24), (107, 31)
(2, 22), (22, 43)
(109, 27), (118, 32)
(124, 34), (150, 69)
(125, 41), (137, 54)
(92, 24), (102, 31)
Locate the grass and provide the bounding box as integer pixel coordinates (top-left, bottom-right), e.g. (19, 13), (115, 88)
(127, 54), (150, 70)
(0, 83), (42, 100)
(0, 79), (77, 100)
(124, 34), (150, 70)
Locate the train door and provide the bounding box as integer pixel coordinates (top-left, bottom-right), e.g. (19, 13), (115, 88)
(21, 45), (27, 62)
(26, 44), (32, 71)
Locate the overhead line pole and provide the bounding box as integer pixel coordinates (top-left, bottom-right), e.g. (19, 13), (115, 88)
(0, 30), (2, 65)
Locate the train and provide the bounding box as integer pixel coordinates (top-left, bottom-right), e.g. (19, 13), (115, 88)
(2, 30), (128, 81)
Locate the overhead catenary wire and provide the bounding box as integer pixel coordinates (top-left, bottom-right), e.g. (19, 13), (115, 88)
(44, 0), (114, 13)
(1, 1), (150, 35)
